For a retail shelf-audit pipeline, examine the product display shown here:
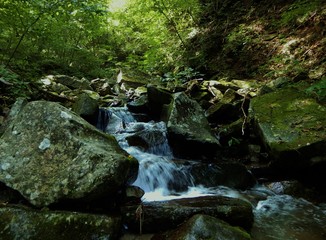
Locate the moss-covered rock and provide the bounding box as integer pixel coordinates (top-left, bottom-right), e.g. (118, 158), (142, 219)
(166, 92), (220, 159)
(0, 205), (121, 240)
(167, 214), (251, 240)
(249, 86), (326, 169)
(0, 100), (138, 207)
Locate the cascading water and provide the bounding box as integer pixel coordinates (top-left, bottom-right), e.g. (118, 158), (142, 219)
(97, 107), (326, 239)
(99, 107), (195, 201)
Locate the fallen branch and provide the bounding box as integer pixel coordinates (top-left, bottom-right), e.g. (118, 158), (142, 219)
(241, 94), (248, 136)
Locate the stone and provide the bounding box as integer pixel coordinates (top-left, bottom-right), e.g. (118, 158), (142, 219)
(249, 87), (326, 165)
(127, 95), (149, 113)
(90, 78), (116, 96)
(0, 101), (138, 207)
(121, 196), (253, 234)
(72, 91), (99, 125)
(147, 85), (173, 120)
(54, 75), (92, 90)
(167, 214), (251, 240)
(166, 92), (220, 159)
(189, 162), (256, 190)
(205, 89), (242, 124)
(0, 98), (27, 136)
(0, 205), (121, 240)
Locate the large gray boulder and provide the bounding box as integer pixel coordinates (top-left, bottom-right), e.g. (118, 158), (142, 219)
(249, 87), (326, 181)
(0, 205), (121, 240)
(166, 92), (220, 159)
(0, 101), (138, 207)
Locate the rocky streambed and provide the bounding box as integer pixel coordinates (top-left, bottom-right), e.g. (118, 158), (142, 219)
(0, 74), (325, 239)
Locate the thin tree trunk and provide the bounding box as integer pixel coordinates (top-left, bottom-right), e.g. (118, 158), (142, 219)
(5, 15), (42, 67)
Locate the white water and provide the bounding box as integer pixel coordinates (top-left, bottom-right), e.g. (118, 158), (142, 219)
(99, 107), (326, 239)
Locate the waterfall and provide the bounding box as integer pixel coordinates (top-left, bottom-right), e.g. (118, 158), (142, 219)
(99, 107), (195, 200)
(96, 107), (326, 239)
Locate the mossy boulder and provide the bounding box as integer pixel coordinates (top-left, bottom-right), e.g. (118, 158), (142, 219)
(72, 91), (99, 125)
(167, 214), (251, 240)
(0, 100), (138, 207)
(249, 86), (326, 171)
(166, 92), (220, 159)
(0, 205), (121, 240)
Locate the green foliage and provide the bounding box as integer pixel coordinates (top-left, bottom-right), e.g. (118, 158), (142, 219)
(223, 24), (256, 57)
(111, 0), (202, 74)
(0, 0), (112, 79)
(0, 65), (29, 99)
(161, 67), (203, 85)
(280, 0), (323, 27)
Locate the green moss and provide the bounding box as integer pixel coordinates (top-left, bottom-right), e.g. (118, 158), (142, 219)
(251, 86), (326, 157)
(305, 77), (326, 103)
(280, 0), (323, 27)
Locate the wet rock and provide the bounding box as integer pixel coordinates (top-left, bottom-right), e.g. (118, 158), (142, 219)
(217, 118), (245, 145)
(147, 85), (173, 120)
(125, 123), (167, 152)
(166, 92), (220, 159)
(266, 180), (326, 203)
(249, 87), (326, 176)
(252, 195), (326, 240)
(121, 196), (253, 233)
(127, 95), (149, 113)
(120, 186), (145, 205)
(0, 100), (138, 207)
(0, 205), (121, 240)
(190, 162), (256, 190)
(205, 89), (243, 124)
(72, 91), (99, 125)
(166, 214), (251, 240)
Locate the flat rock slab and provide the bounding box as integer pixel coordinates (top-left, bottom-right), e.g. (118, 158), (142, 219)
(0, 101), (138, 207)
(121, 196), (253, 233)
(0, 205), (121, 240)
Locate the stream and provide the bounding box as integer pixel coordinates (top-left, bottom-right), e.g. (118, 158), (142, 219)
(98, 107), (326, 240)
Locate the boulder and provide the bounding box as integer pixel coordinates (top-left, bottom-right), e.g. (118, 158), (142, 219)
(205, 88), (244, 124)
(72, 91), (99, 125)
(0, 101), (138, 207)
(127, 95), (149, 113)
(121, 196), (253, 233)
(0, 205), (121, 240)
(189, 162), (256, 190)
(90, 78), (116, 96)
(166, 92), (220, 159)
(54, 75), (92, 90)
(147, 85), (173, 120)
(249, 87), (326, 174)
(125, 122), (168, 153)
(166, 214), (251, 240)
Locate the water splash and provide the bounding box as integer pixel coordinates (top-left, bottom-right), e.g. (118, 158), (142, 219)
(97, 107), (326, 239)
(252, 195), (326, 240)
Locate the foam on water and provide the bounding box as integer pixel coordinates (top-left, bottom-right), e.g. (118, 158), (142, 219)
(98, 107), (326, 239)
